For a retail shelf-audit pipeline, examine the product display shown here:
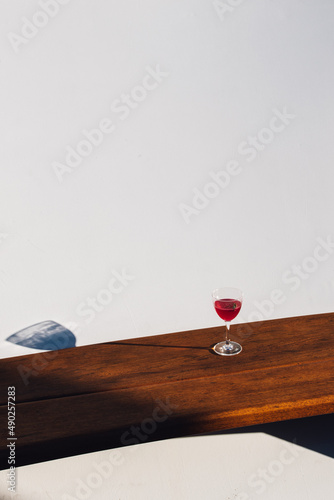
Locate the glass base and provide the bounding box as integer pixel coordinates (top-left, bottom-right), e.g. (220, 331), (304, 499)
(213, 341), (242, 356)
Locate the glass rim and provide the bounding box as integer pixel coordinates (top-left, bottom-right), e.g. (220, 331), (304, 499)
(212, 287), (243, 300)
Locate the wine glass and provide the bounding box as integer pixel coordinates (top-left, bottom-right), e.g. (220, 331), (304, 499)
(212, 287), (243, 356)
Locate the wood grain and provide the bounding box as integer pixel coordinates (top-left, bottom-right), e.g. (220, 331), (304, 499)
(1, 312), (334, 469)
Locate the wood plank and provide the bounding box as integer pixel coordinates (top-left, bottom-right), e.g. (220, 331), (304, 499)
(1, 312), (334, 469)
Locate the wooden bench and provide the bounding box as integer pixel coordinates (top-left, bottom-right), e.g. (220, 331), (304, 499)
(1, 312), (334, 469)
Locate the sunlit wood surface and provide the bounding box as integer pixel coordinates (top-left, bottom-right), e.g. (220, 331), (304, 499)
(1, 312), (333, 469)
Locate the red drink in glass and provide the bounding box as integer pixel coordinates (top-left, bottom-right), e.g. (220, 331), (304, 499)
(212, 287), (243, 356)
(214, 299), (242, 322)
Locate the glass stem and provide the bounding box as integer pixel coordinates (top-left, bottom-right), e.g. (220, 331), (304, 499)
(225, 322), (231, 345)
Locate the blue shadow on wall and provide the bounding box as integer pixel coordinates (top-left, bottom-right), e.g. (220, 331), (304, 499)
(6, 321), (76, 351)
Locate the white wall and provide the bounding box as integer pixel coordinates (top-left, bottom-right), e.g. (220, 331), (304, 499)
(1, 432), (334, 500)
(0, 0), (333, 498)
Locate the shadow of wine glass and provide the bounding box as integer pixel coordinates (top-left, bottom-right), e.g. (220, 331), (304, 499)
(6, 320), (76, 351)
